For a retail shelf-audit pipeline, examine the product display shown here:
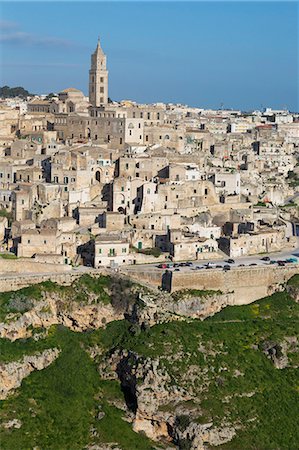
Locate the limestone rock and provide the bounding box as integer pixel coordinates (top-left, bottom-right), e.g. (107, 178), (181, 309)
(0, 292), (123, 341)
(0, 348), (60, 399)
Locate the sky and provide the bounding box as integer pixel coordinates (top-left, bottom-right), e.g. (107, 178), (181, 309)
(0, 1), (298, 111)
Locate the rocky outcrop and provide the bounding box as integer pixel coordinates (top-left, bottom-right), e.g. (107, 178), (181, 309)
(261, 337), (298, 369)
(0, 292), (123, 341)
(130, 290), (235, 329)
(167, 292), (235, 319)
(173, 421), (236, 450)
(286, 285), (299, 302)
(0, 348), (60, 399)
(108, 350), (237, 448)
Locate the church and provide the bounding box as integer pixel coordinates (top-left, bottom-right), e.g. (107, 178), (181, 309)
(89, 38), (109, 106)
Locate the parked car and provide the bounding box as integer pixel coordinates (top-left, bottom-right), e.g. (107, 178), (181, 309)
(227, 259), (235, 264)
(223, 265), (231, 271)
(287, 257), (298, 263)
(249, 263), (257, 266)
(174, 268), (180, 271)
(216, 265), (222, 268)
(277, 261), (285, 266)
(261, 256), (270, 261)
(239, 264), (245, 267)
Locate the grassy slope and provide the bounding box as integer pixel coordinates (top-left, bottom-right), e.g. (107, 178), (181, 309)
(97, 290), (299, 450)
(0, 326), (155, 450)
(0, 275), (111, 322)
(0, 275), (298, 449)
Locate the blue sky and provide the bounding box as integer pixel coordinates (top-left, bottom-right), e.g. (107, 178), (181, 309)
(0, 1), (298, 111)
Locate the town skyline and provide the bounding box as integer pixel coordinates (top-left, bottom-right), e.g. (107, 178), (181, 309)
(1, 1), (298, 111)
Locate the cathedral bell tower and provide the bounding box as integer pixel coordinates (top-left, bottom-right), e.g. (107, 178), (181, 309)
(89, 37), (108, 106)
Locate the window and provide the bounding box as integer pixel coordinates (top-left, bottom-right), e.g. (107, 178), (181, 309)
(151, 225), (154, 230)
(120, 138), (123, 144)
(99, 248), (102, 254)
(145, 135), (148, 142)
(194, 189), (197, 194)
(121, 186), (124, 192)
(100, 77), (104, 82)
(100, 87), (104, 93)
(136, 173), (139, 177)
(122, 248), (127, 253)
(44, 240), (47, 244)
(129, 130), (132, 136)
(22, 199), (24, 205)
(27, 239), (30, 244)
(138, 123), (141, 128)
(100, 97), (104, 103)
(204, 188), (208, 195)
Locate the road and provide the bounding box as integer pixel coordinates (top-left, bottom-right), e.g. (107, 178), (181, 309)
(123, 239), (299, 274)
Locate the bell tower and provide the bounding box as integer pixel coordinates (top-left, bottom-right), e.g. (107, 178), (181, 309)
(89, 37), (108, 106)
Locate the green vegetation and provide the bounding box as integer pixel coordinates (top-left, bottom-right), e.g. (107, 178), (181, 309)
(0, 278), (298, 449)
(131, 245), (162, 258)
(0, 275), (113, 322)
(0, 85), (33, 98)
(0, 253), (17, 259)
(0, 208), (13, 226)
(0, 326), (154, 450)
(287, 170), (299, 188)
(94, 291), (299, 450)
(172, 288), (222, 301)
(254, 201), (267, 207)
(287, 274), (299, 286)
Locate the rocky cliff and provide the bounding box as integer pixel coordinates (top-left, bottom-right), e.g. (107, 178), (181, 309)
(0, 348), (60, 400)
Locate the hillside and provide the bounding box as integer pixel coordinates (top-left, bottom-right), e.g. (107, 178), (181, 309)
(0, 275), (298, 449)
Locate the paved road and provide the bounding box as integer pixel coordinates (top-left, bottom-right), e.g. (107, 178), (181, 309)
(123, 239), (299, 274)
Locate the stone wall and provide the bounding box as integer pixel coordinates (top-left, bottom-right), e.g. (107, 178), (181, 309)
(122, 265), (298, 305)
(170, 265), (299, 304)
(0, 258), (71, 275)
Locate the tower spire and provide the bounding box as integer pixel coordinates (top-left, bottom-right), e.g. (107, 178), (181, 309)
(89, 37), (108, 106)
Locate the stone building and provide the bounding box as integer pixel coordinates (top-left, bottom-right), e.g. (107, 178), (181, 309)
(89, 38), (109, 106)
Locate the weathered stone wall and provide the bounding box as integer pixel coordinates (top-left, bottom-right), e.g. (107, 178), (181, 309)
(0, 258), (71, 275)
(170, 265), (299, 304)
(0, 272), (81, 292)
(122, 265), (298, 305)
